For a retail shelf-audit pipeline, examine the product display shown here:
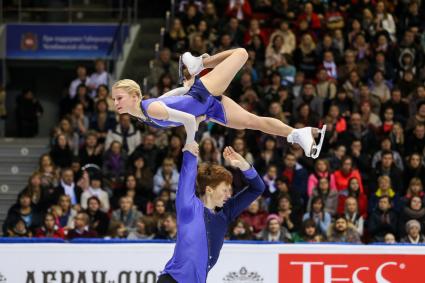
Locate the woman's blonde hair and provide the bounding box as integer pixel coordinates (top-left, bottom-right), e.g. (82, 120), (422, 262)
(112, 79), (142, 99)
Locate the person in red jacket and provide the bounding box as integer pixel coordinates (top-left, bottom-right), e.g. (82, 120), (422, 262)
(334, 156), (364, 192)
(35, 213), (65, 239)
(239, 197), (268, 234)
(297, 2), (321, 34)
(337, 177), (368, 217)
(226, 0), (252, 22)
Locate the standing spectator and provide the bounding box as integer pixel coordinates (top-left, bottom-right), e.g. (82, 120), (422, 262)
(34, 213), (65, 239)
(15, 89), (43, 137)
(105, 114), (141, 155)
(258, 214), (291, 242)
(327, 215), (361, 243)
(69, 65), (91, 99)
(67, 212), (98, 240)
(88, 59), (110, 98)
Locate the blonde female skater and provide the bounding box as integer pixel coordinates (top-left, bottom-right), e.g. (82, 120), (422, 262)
(112, 48), (326, 158)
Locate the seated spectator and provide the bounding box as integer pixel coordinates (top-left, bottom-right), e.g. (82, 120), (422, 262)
(239, 198), (268, 234)
(37, 153), (59, 182)
(34, 213), (65, 239)
(54, 117), (79, 155)
(316, 68), (337, 100)
(102, 141), (127, 188)
(69, 65), (91, 99)
(19, 172), (43, 211)
(89, 99), (117, 144)
(404, 154), (425, 192)
(127, 155), (154, 199)
(56, 168), (83, 208)
(72, 84), (94, 114)
(108, 221), (128, 239)
(268, 176), (303, 213)
(368, 196), (398, 242)
(255, 137), (281, 175)
(50, 133), (74, 169)
(262, 164), (278, 194)
(148, 48), (179, 86)
(80, 173), (110, 213)
(384, 233), (397, 244)
(293, 34), (318, 79)
(369, 70), (391, 103)
(344, 197), (365, 237)
(383, 88), (409, 125)
(229, 219), (254, 240)
(153, 158), (179, 198)
(67, 212), (98, 240)
(243, 19), (267, 46)
(265, 35), (287, 69)
(398, 196), (425, 238)
(95, 84), (114, 111)
(3, 191), (43, 235)
(338, 177), (368, 217)
(275, 194), (301, 233)
(152, 198), (168, 231)
(372, 150), (403, 193)
(303, 196), (332, 235)
(79, 131), (103, 167)
(307, 177), (338, 216)
(86, 196), (110, 237)
(307, 159), (337, 197)
(371, 137), (403, 170)
(69, 103), (89, 145)
(154, 212), (177, 240)
(360, 100), (382, 130)
(88, 59), (110, 98)
(327, 215), (362, 243)
(379, 106), (395, 137)
(199, 137), (221, 164)
(149, 73), (176, 98)
(369, 175), (400, 213)
(132, 133), (164, 172)
(111, 196), (143, 234)
(293, 82), (323, 118)
(6, 218), (33, 238)
(164, 134), (184, 170)
(405, 123), (425, 157)
(400, 219), (425, 244)
(334, 156), (364, 192)
(297, 2), (321, 34)
(293, 219), (324, 243)
(400, 178), (424, 208)
(57, 195), (77, 231)
(258, 214), (291, 242)
(280, 152), (308, 199)
(105, 114), (141, 155)
(127, 216), (156, 240)
(164, 18), (188, 57)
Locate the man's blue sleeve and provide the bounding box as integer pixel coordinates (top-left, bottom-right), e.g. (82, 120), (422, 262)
(175, 151), (198, 222)
(223, 167), (266, 221)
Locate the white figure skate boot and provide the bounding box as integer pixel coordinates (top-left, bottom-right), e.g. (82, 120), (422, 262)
(287, 125), (327, 159)
(179, 52), (210, 83)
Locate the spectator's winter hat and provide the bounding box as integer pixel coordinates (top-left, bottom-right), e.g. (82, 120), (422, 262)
(266, 214), (281, 224)
(406, 219), (421, 232)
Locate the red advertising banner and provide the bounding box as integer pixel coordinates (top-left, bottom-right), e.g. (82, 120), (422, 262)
(279, 254), (425, 283)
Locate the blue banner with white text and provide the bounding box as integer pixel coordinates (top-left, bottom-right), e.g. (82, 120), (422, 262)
(6, 24), (129, 60)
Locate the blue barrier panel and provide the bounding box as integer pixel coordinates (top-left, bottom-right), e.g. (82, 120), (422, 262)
(6, 23), (129, 59)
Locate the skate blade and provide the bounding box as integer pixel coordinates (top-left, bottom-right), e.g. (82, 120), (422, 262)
(310, 125), (327, 159)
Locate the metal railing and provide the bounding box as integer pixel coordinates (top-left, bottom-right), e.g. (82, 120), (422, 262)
(0, 0), (139, 23)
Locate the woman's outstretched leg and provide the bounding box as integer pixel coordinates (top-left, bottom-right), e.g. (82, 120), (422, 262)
(220, 96), (326, 158)
(182, 48), (248, 96)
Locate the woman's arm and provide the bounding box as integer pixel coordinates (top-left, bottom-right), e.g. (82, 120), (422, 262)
(147, 101), (197, 145)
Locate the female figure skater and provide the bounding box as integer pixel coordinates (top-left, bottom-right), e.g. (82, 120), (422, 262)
(112, 48), (326, 158)
(157, 144), (265, 283)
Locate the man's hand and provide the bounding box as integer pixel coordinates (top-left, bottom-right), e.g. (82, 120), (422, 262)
(183, 142), (199, 156)
(223, 146), (250, 171)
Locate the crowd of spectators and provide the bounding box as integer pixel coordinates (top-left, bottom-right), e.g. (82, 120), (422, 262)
(3, 0), (425, 245)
